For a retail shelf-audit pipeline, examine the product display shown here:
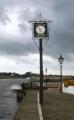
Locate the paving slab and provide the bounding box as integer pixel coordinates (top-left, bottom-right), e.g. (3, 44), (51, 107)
(42, 90), (74, 120)
(14, 90), (40, 120)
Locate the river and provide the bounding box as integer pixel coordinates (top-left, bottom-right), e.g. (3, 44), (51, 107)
(63, 84), (74, 94)
(0, 79), (74, 120)
(0, 78), (27, 120)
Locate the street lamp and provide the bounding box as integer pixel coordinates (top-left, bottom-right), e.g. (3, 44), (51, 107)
(45, 68), (47, 80)
(58, 54), (64, 93)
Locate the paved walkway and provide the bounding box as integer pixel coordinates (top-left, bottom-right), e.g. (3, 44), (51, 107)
(14, 90), (40, 120)
(42, 90), (74, 120)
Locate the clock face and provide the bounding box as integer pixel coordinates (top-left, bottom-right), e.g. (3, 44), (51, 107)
(34, 22), (48, 38)
(36, 25), (45, 34)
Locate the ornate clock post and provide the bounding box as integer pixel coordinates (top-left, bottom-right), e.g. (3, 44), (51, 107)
(34, 22), (48, 105)
(29, 14), (51, 105)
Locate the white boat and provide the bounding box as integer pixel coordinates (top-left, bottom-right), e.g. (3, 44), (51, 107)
(10, 84), (22, 90)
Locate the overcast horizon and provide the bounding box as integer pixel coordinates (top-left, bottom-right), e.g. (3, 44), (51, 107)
(0, 0), (74, 75)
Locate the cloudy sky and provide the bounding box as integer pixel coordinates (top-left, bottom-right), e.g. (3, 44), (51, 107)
(0, 0), (74, 75)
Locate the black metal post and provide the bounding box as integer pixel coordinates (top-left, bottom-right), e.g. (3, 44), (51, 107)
(60, 65), (62, 93)
(39, 39), (43, 105)
(46, 68), (47, 80)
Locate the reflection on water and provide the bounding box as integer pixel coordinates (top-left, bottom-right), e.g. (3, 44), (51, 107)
(63, 84), (74, 94)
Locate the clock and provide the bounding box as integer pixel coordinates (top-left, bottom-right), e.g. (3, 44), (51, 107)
(36, 25), (45, 34)
(34, 22), (48, 38)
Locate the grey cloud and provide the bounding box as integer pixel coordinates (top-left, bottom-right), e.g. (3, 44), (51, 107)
(0, 0), (74, 61)
(0, 7), (10, 24)
(0, 0), (31, 24)
(0, 0), (15, 24)
(18, 23), (28, 32)
(42, 0), (74, 60)
(0, 39), (37, 56)
(0, 0), (27, 7)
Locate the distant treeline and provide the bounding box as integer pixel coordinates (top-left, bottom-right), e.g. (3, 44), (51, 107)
(0, 72), (38, 79)
(0, 72), (74, 79)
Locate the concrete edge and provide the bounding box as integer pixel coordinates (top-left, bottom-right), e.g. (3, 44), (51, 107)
(37, 92), (43, 120)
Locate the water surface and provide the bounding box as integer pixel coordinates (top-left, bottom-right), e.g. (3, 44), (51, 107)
(63, 84), (74, 94)
(0, 78), (26, 120)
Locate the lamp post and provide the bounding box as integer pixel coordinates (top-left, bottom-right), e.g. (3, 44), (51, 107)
(45, 68), (47, 80)
(58, 54), (64, 93)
